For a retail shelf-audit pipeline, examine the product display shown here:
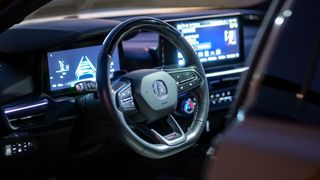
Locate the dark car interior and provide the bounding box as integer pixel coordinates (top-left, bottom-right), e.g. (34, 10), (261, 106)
(0, 0), (319, 179)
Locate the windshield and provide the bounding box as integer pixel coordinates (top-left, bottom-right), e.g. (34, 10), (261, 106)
(26, 0), (265, 20)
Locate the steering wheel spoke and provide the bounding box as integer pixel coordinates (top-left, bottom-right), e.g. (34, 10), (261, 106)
(150, 115), (186, 146)
(113, 80), (137, 114)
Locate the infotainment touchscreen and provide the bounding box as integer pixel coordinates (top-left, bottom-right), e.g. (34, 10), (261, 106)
(47, 45), (120, 92)
(171, 16), (242, 67)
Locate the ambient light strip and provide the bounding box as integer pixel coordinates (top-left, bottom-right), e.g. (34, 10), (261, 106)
(205, 67), (249, 78)
(79, 7), (208, 19)
(4, 100), (48, 114)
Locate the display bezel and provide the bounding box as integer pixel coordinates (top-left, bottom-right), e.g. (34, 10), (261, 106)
(164, 13), (245, 72)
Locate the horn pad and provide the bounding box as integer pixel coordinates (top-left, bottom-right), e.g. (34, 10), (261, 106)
(124, 69), (178, 122)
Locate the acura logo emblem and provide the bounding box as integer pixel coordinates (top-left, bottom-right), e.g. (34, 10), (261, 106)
(152, 80), (168, 100)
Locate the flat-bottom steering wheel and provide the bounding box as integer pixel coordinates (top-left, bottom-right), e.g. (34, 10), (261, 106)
(97, 17), (209, 159)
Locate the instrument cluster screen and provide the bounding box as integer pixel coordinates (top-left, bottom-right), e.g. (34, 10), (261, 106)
(47, 45), (120, 91)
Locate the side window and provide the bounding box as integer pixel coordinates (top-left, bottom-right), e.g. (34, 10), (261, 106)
(309, 53), (320, 96)
(246, 0), (320, 126)
(250, 43), (320, 125)
(302, 49), (320, 125)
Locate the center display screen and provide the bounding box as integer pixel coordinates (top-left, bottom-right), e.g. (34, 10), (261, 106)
(173, 16), (242, 67)
(47, 45), (120, 91)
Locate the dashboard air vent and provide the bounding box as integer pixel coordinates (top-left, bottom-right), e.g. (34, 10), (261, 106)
(4, 99), (48, 130)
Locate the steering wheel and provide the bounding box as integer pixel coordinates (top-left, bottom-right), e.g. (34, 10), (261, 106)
(97, 17), (209, 159)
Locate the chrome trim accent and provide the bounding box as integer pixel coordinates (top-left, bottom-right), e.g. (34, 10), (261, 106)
(151, 115), (186, 146)
(4, 99), (48, 114)
(10, 113), (46, 121)
(205, 67), (249, 78)
(206, 120), (210, 132)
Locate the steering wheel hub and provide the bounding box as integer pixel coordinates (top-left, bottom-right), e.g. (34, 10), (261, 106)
(123, 69), (178, 122)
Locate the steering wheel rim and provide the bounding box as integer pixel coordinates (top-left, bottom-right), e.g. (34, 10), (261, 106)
(97, 17), (209, 159)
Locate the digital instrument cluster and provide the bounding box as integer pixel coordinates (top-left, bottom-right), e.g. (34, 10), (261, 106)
(47, 45), (120, 92)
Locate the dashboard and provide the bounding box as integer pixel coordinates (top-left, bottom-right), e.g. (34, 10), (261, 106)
(0, 10), (263, 161)
(45, 14), (244, 95)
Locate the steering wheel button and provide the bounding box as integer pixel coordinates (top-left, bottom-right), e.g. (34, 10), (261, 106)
(178, 83), (189, 92)
(171, 73), (183, 81)
(124, 88), (132, 97)
(182, 71), (192, 78)
(193, 76), (201, 85)
(119, 87), (132, 100)
(179, 85), (184, 91)
(121, 97), (132, 102)
(121, 100), (135, 110)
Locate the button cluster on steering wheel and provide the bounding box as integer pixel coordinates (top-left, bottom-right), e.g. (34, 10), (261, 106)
(117, 84), (136, 112)
(170, 70), (202, 93)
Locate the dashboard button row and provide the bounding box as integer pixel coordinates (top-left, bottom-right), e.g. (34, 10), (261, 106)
(4, 140), (34, 157)
(210, 90), (233, 105)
